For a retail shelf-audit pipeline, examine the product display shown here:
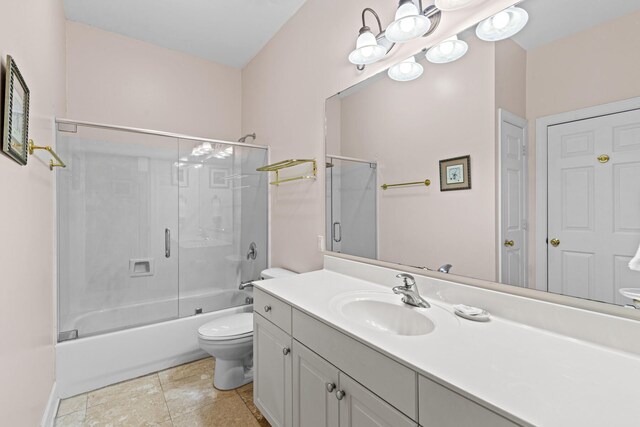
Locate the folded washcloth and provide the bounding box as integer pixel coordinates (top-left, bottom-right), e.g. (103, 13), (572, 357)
(630, 243), (640, 272)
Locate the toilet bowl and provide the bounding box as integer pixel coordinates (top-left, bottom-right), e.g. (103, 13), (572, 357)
(198, 267), (297, 390)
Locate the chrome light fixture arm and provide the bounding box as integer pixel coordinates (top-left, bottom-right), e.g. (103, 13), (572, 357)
(354, 8), (396, 71)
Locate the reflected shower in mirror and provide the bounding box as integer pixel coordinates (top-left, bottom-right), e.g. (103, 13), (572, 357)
(325, 0), (640, 307)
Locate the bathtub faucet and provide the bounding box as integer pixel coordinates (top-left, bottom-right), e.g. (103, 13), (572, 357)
(239, 281), (254, 290)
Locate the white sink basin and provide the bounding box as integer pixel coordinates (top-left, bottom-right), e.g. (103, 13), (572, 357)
(331, 292), (436, 336)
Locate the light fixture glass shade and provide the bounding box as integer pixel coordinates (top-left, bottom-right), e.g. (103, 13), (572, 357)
(348, 30), (387, 65)
(476, 6), (529, 41)
(426, 35), (468, 63)
(385, 2), (431, 43)
(388, 56), (424, 82)
(435, 0), (482, 11)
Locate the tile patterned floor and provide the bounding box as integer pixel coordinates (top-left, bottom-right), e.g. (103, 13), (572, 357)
(54, 357), (270, 427)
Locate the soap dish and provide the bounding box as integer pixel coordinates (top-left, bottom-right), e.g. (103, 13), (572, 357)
(453, 304), (491, 322)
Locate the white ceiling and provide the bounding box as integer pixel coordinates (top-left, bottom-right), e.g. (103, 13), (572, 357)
(63, 0), (308, 68)
(512, 0), (640, 50)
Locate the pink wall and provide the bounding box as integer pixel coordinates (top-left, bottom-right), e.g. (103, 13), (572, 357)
(242, 0), (518, 273)
(66, 21), (242, 141)
(337, 35), (498, 281)
(0, 0), (66, 425)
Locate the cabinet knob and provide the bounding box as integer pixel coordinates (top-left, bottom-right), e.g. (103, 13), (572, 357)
(282, 347), (290, 356)
(335, 390), (346, 400)
(326, 382), (336, 392)
(264, 305), (271, 312)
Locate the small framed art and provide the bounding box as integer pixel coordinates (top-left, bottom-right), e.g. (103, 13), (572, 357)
(439, 155), (471, 191)
(2, 55), (30, 165)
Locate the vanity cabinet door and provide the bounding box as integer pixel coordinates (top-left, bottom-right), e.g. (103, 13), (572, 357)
(293, 340), (340, 427)
(254, 313), (293, 427)
(338, 373), (417, 427)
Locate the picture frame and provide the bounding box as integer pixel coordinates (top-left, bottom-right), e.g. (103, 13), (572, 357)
(2, 55), (30, 165)
(439, 155), (471, 191)
(172, 164), (189, 187)
(209, 167), (229, 189)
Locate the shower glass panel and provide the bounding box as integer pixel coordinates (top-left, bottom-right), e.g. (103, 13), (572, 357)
(177, 139), (268, 317)
(326, 157), (377, 258)
(57, 122), (268, 340)
(57, 124), (180, 338)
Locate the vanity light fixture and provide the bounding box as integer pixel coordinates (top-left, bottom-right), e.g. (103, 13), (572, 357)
(348, 8), (393, 69)
(476, 6), (529, 41)
(434, 0), (483, 11)
(426, 35), (468, 63)
(388, 56), (424, 82)
(386, 0), (432, 43)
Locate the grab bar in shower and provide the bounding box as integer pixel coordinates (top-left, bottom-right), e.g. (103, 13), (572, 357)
(165, 228), (171, 258)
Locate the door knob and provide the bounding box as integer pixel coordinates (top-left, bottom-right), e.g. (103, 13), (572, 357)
(550, 238), (560, 247)
(504, 240), (515, 247)
(326, 383), (336, 393)
(335, 390), (346, 400)
(597, 154), (610, 163)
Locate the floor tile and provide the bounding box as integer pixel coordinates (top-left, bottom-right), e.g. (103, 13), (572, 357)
(85, 391), (171, 426)
(237, 383), (269, 424)
(57, 394), (87, 418)
(171, 394), (259, 427)
(158, 358), (214, 385)
(54, 409), (86, 427)
(87, 374), (162, 408)
(162, 372), (235, 418)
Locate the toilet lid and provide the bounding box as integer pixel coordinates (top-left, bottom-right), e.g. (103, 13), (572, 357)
(198, 313), (253, 340)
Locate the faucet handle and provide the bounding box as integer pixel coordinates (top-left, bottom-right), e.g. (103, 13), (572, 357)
(395, 273), (416, 287)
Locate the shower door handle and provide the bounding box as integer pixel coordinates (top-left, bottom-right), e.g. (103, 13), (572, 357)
(333, 222), (342, 243)
(165, 228), (171, 258)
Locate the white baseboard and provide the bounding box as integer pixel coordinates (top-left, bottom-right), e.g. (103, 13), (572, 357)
(40, 381), (59, 427)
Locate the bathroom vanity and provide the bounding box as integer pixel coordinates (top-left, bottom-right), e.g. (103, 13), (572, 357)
(253, 256), (640, 427)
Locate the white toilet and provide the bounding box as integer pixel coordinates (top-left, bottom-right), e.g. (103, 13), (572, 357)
(198, 268), (296, 390)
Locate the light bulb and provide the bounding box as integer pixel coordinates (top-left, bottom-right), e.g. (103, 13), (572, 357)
(426, 35), (468, 64)
(476, 6), (529, 42)
(385, 1), (431, 43)
(492, 11), (510, 29)
(348, 29), (386, 65)
(388, 56), (424, 82)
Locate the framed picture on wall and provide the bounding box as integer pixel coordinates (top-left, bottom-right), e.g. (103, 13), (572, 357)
(2, 55), (30, 165)
(439, 155), (471, 191)
(209, 167), (229, 188)
(172, 165), (189, 187)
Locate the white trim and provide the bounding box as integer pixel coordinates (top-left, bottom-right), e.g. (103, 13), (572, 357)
(497, 109), (528, 285)
(535, 96), (640, 291)
(40, 382), (58, 427)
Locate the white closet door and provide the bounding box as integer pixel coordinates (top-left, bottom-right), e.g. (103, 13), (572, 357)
(547, 109), (640, 304)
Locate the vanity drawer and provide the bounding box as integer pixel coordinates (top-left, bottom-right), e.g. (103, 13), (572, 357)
(418, 375), (523, 427)
(292, 308), (417, 421)
(254, 288), (292, 334)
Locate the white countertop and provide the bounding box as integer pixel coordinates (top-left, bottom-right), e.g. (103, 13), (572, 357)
(255, 269), (640, 427)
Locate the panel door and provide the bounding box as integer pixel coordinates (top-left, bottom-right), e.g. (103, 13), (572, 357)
(337, 373), (416, 427)
(500, 111), (528, 287)
(547, 108), (640, 304)
(292, 340), (339, 427)
(254, 313), (293, 427)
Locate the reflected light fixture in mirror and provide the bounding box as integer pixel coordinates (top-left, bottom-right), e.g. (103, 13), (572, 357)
(386, 0), (432, 43)
(349, 8), (392, 67)
(426, 35), (468, 63)
(435, 0), (483, 11)
(476, 6), (529, 41)
(388, 56), (424, 81)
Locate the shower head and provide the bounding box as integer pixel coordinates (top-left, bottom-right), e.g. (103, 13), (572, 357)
(238, 133), (256, 143)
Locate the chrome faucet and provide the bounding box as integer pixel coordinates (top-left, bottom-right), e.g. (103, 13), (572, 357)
(239, 280), (254, 290)
(392, 273), (430, 308)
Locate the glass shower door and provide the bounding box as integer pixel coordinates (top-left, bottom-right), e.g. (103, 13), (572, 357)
(57, 124), (180, 338)
(326, 157), (377, 258)
(177, 139), (268, 317)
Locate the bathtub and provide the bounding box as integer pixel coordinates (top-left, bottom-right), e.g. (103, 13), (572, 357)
(56, 289), (252, 398)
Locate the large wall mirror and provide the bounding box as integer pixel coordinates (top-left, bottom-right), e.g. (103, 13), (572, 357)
(326, 0), (640, 308)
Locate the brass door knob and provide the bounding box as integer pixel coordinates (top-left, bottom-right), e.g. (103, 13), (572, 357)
(597, 154), (610, 163)
(504, 240), (515, 247)
(550, 238), (560, 247)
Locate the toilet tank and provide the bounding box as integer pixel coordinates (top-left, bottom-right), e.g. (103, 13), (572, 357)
(260, 268), (297, 280)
